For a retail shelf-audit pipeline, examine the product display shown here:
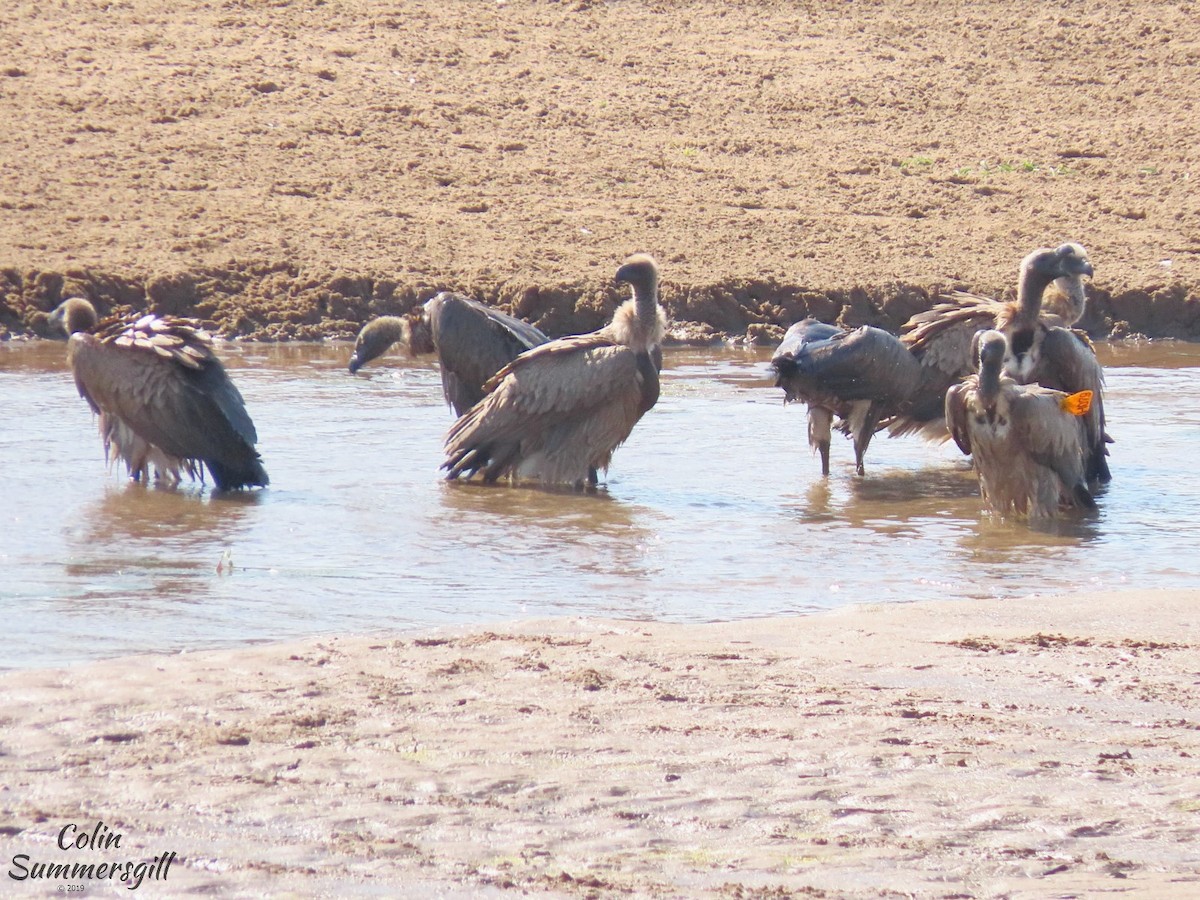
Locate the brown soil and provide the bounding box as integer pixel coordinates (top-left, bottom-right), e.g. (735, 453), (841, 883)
(2, 1), (1199, 342)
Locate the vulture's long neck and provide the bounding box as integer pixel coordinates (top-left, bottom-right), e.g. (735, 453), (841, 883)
(977, 352), (1004, 408)
(1014, 262), (1055, 326)
(632, 270), (658, 327)
(371, 316), (410, 344)
(612, 272), (664, 353)
(367, 316), (414, 356)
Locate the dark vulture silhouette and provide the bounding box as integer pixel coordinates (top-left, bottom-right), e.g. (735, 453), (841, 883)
(771, 319), (922, 476)
(50, 298), (268, 490)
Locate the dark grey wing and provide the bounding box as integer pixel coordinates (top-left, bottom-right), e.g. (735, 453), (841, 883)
(773, 324), (920, 408)
(429, 294), (550, 415)
(771, 319), (845, 402)
(1034, 326), (1109, 482)
(172, 359), (269, 489)
(944, 380), (974, 456)
(70, 335), (267, 489)
(772, 319), (842, 365)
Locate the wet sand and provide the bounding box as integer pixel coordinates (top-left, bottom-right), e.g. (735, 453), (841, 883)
(3, 589), (1199, 897)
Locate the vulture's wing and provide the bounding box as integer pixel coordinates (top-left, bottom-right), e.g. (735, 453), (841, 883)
(443, 336), (648, 481)
(944, 379), (975, 456)
(1034, 326), (1109, 481)
(429, 294), (550, 414)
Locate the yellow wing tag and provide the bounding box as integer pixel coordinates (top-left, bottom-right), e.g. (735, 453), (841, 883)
(1059, 390), (1093, 416)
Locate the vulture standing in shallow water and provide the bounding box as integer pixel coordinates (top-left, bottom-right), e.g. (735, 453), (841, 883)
(349, 292), (550, 416)
(770, 319), (922, 476)
(891, 242), (1109, 483)
(442, 253), (666, 487)
(946, 330), (1095, 519)
(50, 298), (269, 491)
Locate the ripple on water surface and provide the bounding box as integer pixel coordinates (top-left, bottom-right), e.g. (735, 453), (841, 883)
(1, 340), (1196, 668)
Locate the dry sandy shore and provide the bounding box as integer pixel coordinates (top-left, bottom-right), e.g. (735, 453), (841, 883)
(3, 589), (1199, 898)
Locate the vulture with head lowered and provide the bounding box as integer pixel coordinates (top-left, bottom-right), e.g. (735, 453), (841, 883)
(349, 292), (550, 416)
(770, 318), (922, 476)
(50, 298), (268, 491)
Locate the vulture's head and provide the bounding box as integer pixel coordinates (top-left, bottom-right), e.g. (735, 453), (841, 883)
(1023, 242), (1094, 282)
(615, 253), (659, 298)
(47, 297), (99, 339)
(349, 315), (421, 374)
(975, 329), (1008, 374)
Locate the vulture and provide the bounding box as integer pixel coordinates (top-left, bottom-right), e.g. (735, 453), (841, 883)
(349, 291), (550, 416)
(442, 253), (666, 487)
(946, 329), (1096, 519)
(1042, 271), (1089, 326)
(49, 298), (269, 491)
(770, 319), (922, 476)
(891, 242), (1109, 483)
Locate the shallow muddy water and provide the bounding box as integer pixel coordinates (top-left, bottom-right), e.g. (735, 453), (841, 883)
(1, 339), (1197, 670)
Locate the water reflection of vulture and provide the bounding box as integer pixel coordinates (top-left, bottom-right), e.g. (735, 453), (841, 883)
(349, 292), (549, 416)
(50, 298), (268, 491)
(443, 254), (666, 488)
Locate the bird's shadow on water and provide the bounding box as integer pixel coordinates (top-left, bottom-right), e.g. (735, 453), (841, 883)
(437, 478), (649, 535)
(964, 504), (1106, 548)
(850, 464), (982, 504)
(786, 463), (982, 525)
(49, 485), (261, 615)
(66, 482), (260, 561)
(783, 460), (1105, 557)
(435, 479), (667, 591)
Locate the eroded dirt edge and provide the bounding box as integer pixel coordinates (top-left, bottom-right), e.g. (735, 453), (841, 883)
(3, 264), (1197, 344)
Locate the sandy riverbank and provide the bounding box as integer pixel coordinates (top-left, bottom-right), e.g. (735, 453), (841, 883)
(3, 589), (1198, 897)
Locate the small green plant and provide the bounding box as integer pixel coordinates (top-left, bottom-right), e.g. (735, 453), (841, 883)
(900, 155), (934, 169)
(967, 158), (1058, 176)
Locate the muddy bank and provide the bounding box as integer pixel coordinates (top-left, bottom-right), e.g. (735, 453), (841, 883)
(4, 264), (1197, 344)
(4, 1), (1200, 345)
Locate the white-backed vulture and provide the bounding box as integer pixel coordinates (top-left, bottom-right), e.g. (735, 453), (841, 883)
(770, 318), (922, 476)
(442, 253), (666, 487)
(50, 298), (268, 491)
(349, 292), (550, 416)
(891, 242), (1109, 482)
(1042, 272), (1089, 326)
(946, 329), (1095, 519)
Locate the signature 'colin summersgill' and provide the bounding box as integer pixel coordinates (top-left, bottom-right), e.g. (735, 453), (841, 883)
(8, 820), (177, 890)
